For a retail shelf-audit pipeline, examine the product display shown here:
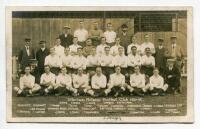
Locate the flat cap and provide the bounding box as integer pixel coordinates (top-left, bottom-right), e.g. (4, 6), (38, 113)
(158, 38), (164, 42)
(167, 58), (176, 62)
(39, 40), (46, 44)
(170, 35), (177, 39)
(63, 25), (71, 29)
(24, 38), (31, 41)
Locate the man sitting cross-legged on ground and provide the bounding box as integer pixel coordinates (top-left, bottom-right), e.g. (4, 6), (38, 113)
(126, 65), (148, 96)
(105, 66), (128, 97)
(72, 68), (91, 96)
(54, 67), (77, 96)
(148, 67), (168, 96)
(87, 67), (107, 97)
(40, 65), (56, 95)
(14, 66), (41, 97)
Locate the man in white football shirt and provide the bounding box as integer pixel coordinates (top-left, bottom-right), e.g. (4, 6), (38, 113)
(87, 47), (100, 75)
(148, 68), (168, 96)
(71, 47), (87, 73)
(141, 47), (155, 77)
(105, 66), (128, 97)
(40, 65), (56, 95)
(61, 47), (73, 74)
(44, 47), (62, 75)
(104, 23), (116, 46)
(74, 21), (88, 46)
(113, 47), (128, 75)
(99, 46), (114, 81)
(54, 67), (76, 96)
(127, 46), (142, 74)
(127, 35), (141, 55)
(87, 67), (107, 97)
(72, 68), (91, 96)
(96, 37), (108, 56)
(141, 34), (155, 55)
(54, 37), (65, 58)
(14, 66), (41, 97)
(110, 37), (124, 56)
(69, 37), (82, 55)
(127, 65), (147, 96)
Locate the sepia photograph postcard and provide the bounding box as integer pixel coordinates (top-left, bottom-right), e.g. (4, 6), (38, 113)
(6, 6), (194, 123)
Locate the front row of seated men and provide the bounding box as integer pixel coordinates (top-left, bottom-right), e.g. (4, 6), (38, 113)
(14, 58), (180, 97)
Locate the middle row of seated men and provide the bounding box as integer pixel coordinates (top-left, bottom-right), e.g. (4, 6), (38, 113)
(43, 39), (156, 78)
(15, 65), (169, 97)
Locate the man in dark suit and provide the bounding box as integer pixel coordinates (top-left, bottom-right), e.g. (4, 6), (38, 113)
(59, 26), (73, 48)
(18, 38), (35, 74)
(164, 58), (181, 94)
(167, 36), (184, 72)
(36, 40), (50, 75)
(155, 38), (168, 76)
(117, 24), (133, 55)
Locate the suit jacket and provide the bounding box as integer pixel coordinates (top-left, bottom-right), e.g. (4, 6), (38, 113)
(164, 66), (181, 87)
(165, 66), (181, 79)
(59, 33), (73, 47)
(117, 31), (132, 48)
(18, 46), (35, 70)
(155, 47), (167, 69)
(36, 48), (50, 72)
(167, 44), (184, 60)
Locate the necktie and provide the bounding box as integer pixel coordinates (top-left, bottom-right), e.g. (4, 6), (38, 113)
(26, 46), (30, 56)
(172, 45), (176, 57)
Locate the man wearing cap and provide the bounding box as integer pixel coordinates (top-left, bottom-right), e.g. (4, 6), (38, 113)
(140, 34), (155, 55)
(18, 38), (35, 73)
(59, 26), (73, 47)
(36, 40), (50, 75)
(89, 22), (103, 46)
(74, 21), (88, 47)
(164, 58), (181, 94)
(103, 23), (117, 46)
(141, 47), (155, 77)
(14, 65), (41, 97)
(167, 36), (184, 72)
(155, 38), (168, 76)
(117, 24), (133, 55)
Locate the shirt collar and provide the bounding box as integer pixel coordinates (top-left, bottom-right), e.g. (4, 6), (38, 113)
(172, 43), (177, 47)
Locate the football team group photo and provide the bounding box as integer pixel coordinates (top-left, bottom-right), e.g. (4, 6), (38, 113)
(12, 11), (186, 99)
